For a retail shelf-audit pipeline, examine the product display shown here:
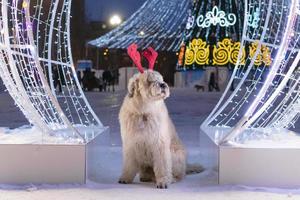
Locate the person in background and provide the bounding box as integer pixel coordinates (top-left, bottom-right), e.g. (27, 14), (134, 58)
(53, 66), (62, 93)
(102, 69), (112, 92)
(82, 68), (93, 91)
(77, 70), (82, 87)
(208, 72), (220, 92)
(98, 75), (104, 92)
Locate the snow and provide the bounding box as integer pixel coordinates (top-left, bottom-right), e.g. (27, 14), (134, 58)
(0, 88), (300, 199)
(230, 130), (300, 148)
(0, 125), (109, 144)
(0, 125), (81, 144)
(204, 126), (300, 148)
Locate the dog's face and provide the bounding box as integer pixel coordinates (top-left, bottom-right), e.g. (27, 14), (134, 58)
(128, 70), (169, 101)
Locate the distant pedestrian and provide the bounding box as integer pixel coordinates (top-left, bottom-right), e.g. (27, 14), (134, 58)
(82, 68), (94, 91)
(98, 76), (104, 92)
(208, 72), (220, 92)
(102, 69), (113, 92)
(77, 70), (82, 87)
(53, 66), (62, 93)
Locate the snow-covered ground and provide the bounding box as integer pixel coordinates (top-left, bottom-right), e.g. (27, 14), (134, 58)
(0, 88), (300, 199)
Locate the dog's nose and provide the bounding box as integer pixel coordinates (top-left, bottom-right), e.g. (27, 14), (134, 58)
(160, 83), (167, 89)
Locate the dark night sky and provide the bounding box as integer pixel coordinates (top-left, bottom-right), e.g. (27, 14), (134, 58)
(85, 0), (146, 22)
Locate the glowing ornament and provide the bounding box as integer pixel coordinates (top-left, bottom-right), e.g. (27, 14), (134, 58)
(184, 38), (270, 66)
(196, 6), (237, 28)
(248, 7), (260, 28)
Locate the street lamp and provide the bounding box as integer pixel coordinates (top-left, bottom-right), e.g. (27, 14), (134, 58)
(109, 15), (122, 26)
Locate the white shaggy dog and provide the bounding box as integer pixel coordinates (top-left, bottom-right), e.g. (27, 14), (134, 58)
(118, 70), (202, 189)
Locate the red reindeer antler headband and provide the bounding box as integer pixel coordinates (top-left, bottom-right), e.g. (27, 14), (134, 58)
(142, 46), (158, 71)
(127, 43), (144, 73)
(127, 43), (158, 73)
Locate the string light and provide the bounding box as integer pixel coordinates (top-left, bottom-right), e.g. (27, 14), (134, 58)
(201, 0), (300, 144)
(22, 0), (28, 9)
(88, 0), (190, 51)
(0, 0), (104, 143)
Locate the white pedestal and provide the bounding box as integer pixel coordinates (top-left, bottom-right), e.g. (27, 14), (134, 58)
(219, 146), (300, 188)
(200, 129), (300, 188)
(0, 127), (110, 184)
(0, 144), (86, 184)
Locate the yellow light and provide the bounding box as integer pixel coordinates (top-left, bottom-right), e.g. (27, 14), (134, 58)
(103, 52), (107, 56)
(184, 38), (271, 66)
(102, 24), (107, 29)
(22, 1), (28, 8)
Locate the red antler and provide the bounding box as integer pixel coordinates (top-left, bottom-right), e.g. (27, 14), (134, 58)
(142, 47), (158, 71)
(127, 43), (144, 73)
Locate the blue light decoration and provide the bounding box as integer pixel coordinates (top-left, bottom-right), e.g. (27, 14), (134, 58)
(247, 7), (260, 29)
(87, 0), (191, 51)
(196, 6), (237, 28)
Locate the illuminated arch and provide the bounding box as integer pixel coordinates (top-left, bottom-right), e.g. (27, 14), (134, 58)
(0, 0), (104, 142)
(201, 0), (300, 144)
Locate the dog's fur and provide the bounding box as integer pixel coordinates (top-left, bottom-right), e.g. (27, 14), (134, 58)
(119, 70), (202, 189)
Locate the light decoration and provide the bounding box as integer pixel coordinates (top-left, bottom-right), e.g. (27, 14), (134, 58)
(21, 0), (27, 8)
(0, 0), (104, 143)
(184, 38), (271, 66)
(248, 41), (272, 66)
(185, 38), (210, 65)
(201, 0), (300, 144)
(178, 0), (244, 70)
(247, 7), (260, 28)
(186, 14), (195, 30)
(88, 0), (190, 51)
(212, 38), (240, 65)
(196, 6), (237, 28)
(139, 31), (145, 36)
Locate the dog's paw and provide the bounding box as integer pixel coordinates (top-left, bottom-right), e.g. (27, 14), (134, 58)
(156, 181), (168, 189)
(118, 177), (132, 184)
(156, 177), (170, 189)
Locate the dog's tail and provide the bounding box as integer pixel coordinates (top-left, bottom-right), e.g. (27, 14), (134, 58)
(186, 163), (205, 175)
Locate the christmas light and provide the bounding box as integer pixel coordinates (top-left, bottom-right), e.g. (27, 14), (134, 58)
(178, 0), (244, 70)
(88, 0), (190, 51)
(196, 6), (237, 28)
(201, 0), (300, 144)
(0, 0), (104, 143)
(247, 7), (260, 28)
